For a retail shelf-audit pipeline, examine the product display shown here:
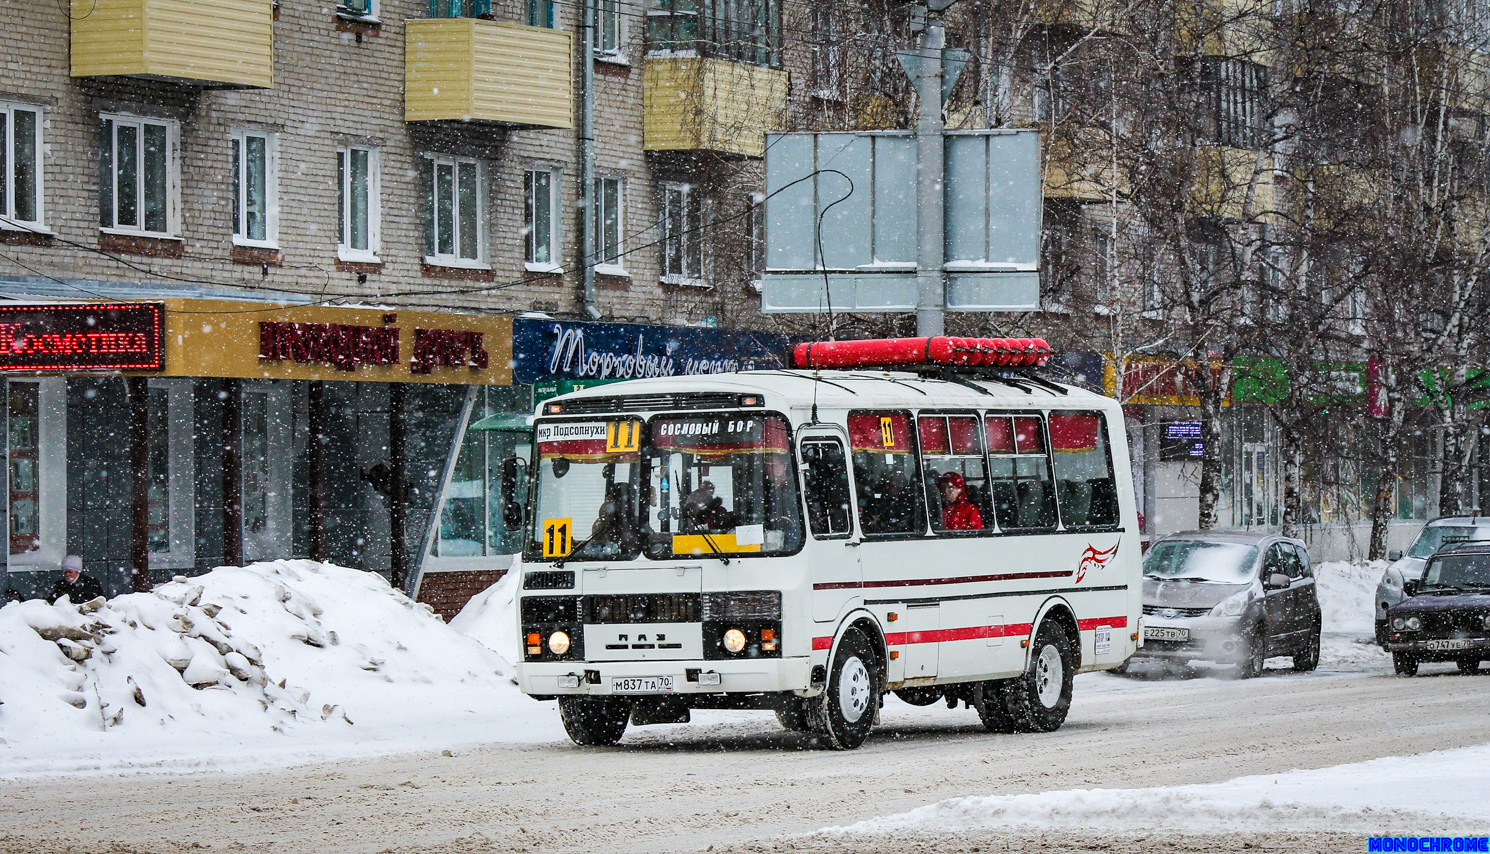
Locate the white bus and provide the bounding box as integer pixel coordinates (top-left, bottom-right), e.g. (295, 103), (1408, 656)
(513, 337), (1141, 749)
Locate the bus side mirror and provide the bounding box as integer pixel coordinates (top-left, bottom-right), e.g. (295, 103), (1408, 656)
(501, 457), (527, 529)
(1387, 549), (1403, 561)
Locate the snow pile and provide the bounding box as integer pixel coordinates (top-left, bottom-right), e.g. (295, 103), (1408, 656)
(0, 561), (558, 775)
(447, 559), (520, 667)
(1314, 560), (1383, 635)
(826, 743), (1490, 835)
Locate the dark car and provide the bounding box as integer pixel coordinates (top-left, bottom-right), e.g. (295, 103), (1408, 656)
(1133, 531), (1322, 677)
(1382, 541), (1490, 676)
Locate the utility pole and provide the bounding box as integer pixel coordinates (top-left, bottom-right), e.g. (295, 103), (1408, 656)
(909, 1), (958, 337)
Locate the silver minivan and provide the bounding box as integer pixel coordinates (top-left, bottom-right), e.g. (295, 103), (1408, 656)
(1131, 531), (1322, 677)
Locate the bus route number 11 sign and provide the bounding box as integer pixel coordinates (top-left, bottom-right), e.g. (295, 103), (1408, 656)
(542, 518), (573, 558)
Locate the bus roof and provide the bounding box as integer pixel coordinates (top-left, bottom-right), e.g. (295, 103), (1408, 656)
(542, 369), (1116, 413)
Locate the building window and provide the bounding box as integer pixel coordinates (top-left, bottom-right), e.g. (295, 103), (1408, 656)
(1203, 58), (1268, 150)
(594, 176), (625, 274)
(338, 0), (377, 20)
(337, 145), (380, 262)
(100, 114), (179, 237)
(429, 0), (491, 17)
(598, 0), (624, 55)
(148, 379), (196, 569)
(747, 199), (765, 289)
(809, 4), (841, 97)
(1033, 62), (1065, 123)
(231, 130), (277, 247)
(660, 182), (703, 284)
(1092, 229), (1113, 309)
(8, 378), (65, 569)
(423, 154), (485, 266)
(527, 0), (555, 27)
(647, 0), (780, 67)
(524, 168), (560, 270)
(1, 103), (43, 231)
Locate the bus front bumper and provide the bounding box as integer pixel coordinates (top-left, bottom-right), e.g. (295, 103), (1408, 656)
(519, 656), (815, 697)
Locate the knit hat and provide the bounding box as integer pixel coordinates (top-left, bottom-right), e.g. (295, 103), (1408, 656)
(61, 555), (83, 573)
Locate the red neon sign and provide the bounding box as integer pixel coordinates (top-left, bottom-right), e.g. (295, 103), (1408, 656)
(0, 303), (164, 371)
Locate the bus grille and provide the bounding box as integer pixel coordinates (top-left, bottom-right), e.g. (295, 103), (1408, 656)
(586, 593), (702, 624)
(557, 393), (741, 414)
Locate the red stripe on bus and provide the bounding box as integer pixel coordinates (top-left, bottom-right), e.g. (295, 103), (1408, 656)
(813, 570), (1071, 591)
(811, 617), (1127, 652)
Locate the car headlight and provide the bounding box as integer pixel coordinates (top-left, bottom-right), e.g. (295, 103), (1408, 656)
(723, 628), (747, 654)
(1392, 617), (1406, 630)
(1483, 614), (1490, 630)
(1210, 590), (1251, 617)
(1392, 616), (1421, 632)
(548, 630), (571, 655)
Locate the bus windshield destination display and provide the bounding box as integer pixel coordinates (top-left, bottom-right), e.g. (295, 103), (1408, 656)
(0, 303), (165, 371)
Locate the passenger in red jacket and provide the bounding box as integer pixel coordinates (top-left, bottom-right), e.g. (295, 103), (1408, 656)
(937, 471), (983, 531)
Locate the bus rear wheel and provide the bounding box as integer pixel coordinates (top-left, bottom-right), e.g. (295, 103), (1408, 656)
(809, 628), (878, 750)
(1005, 620), (1075, 733)
(558, 696), (632, 746)
(971, 679), (1015, 733)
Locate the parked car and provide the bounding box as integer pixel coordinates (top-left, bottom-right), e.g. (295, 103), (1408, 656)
(1382, 541), (1490, 676)
(1375, 517), (1490, 645)
(1133, 531), (1322, 677)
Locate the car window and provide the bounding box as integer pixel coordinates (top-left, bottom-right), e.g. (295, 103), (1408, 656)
(1406, 525), (1490, 558)
(1281, 544), (1306, 579)
(1143, 540), (1258, 583)
(1287, 543), (1311, 577)
(1263, 544), (1290, 578)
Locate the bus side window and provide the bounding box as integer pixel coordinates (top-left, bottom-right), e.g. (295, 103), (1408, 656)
(800, 439), (852, 538)
(847, 412), (927, 536)
(919, 413), (990, 534)
(986, 414), (1057, 531)
(1048, 411), (1120, 528)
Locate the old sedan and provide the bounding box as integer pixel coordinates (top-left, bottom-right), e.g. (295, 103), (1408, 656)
(1383, 541), (1490, 676)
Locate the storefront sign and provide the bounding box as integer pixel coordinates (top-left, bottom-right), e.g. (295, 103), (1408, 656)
(1104, 356), (1228, 406)
(141, 300), (512, 385)
(513, 319), (789, 385)
(0, 303), (163, 371)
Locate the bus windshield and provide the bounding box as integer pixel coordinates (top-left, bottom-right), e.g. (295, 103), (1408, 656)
(642, 413), (804, 560)
(529, 419), (643, 562)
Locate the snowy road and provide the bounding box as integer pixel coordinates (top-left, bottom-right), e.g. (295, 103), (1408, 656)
(2, 640), (1488, 854)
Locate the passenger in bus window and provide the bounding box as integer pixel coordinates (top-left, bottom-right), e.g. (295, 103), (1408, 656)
(937, 471), (983, 531)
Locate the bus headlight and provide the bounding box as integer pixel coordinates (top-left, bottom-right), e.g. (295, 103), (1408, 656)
(723, 628), (747, 654)
(548, 631), (572, 655)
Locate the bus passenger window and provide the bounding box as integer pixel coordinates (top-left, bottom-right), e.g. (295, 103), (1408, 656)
(847, 412), (926, 536)
(1049, 411), (1120, 528)
(800, 439), (852, 538)
(918, 414), (989, 533)
(986, 414), (1057, 531)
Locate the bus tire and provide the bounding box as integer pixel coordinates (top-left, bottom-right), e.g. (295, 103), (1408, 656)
(1006, 620), (1075, 733)
(775, 697), (812, 732)
(971, 680), (1015, 733)
(809, 628), (878, 750)
(558, 696), (631, 746)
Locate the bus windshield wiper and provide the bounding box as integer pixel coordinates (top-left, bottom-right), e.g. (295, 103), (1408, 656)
(554, 537), (594, 569)
(697, 531), (731, 566)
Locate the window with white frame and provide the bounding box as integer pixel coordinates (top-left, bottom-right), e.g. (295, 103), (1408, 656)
(593, 176), (625, 274)
(660, 182), (704, 284)
(337, 145), (380, 261)
(810, 4), (842, 97)
(231, 129), (278, 247)
(524, 167), (560, 270)
(527, 0), (555, 27)
(423, 154), (485, 266)
(338, 0), (376, 20)
(100, 114), (179, 237)
(598, 0), (624, 56)
(1, 102), (43, 231)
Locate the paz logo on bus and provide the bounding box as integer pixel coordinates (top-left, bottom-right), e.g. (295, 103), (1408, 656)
(1075, 542), (1119, 583)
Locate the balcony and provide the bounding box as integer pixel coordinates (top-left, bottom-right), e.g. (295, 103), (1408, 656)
(1176, 0), (1272, 60)
(1043, 128), (1128, 202)
(70, 0), (272, 88)
(1189, 146), (1275, 221)
(1035, 0), (1130, 33)
(643, 57), (789, 158)
(405, 19), (573, 129)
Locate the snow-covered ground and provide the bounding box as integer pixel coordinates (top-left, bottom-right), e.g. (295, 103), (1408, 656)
(0, 555), (1409, 782)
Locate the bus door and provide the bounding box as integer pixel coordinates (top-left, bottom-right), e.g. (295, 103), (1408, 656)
(798, 429), (861, 622)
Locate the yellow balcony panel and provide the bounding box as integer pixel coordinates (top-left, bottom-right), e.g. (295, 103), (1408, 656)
(1043, 128), (1128, 202)
(1177, 0), (1272, 61)
(644, 57), (789, 158)
(71, 0), (272, 88)
(1287, 165), (1383, 233)
(1189, 146), (1274, 221)
(1035, 0), (1130, 34)
(405, 19), (573, 129)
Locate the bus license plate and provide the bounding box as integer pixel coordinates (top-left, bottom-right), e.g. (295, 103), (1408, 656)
(612, 676), (674, 694)
(1144, 626), (1190, 642)
(1426, 639), (1472, 651)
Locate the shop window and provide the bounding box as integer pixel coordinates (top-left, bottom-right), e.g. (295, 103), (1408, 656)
(423, 154), (485, 266)
(337, 145), (380, 262)
(7, 378), (65, 568)
(434, 386), (534, 558)
(241, 384), (292, 563)
(1, 102), (43, 231)
(918, 413), (990, 534)
(231, 129), (278, 248)
(147, 379), (196, 569)
(800, 438), (852, 538)
(848, 412), (925, 536)
(524, 167), (560, 271)
(986, 413), (1056, 531)
(99, 114), (179, 237)
(1048, 411), (1120, 529)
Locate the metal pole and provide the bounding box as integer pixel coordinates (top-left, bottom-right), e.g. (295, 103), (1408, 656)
(579, 0), (600, 319)
(915, 14), (946, 338)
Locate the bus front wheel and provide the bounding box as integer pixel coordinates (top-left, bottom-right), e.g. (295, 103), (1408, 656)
(558, 696), (631, 746)
(809, 628), (878, 750)
(1005, 620), (1075, 733)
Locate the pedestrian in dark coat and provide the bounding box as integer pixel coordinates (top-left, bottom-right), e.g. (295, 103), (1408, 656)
(50, 555), (104, 603)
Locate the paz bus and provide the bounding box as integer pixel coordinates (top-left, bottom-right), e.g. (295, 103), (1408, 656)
(512, 336), (1142, 749)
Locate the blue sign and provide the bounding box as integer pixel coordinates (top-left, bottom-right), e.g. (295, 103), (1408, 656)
(512, 319), (790, 385)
